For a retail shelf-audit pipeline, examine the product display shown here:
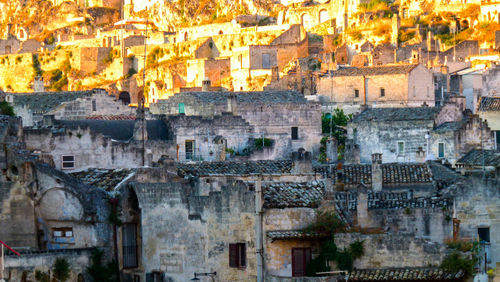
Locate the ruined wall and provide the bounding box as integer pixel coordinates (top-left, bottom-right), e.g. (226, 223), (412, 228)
(125, 180), (257, 281)
(335, 233), (447, 268)
(47, 92), (136, 119)
(24, 127), (172, 171)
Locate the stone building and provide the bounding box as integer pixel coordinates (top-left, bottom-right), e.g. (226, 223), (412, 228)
(7, 89), (135, 127)
(0, 115), (112, 281)
(24, 117), (172, 172)
(150, 91), (322, 159)
(477, 96), (500, 147)
(346, 101), (495, 164)
(317, 64), (435, 114)
(230, 45), (278, 91)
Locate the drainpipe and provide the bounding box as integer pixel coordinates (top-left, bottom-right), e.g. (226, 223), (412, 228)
(255, 177), (264, 282)
(363, 76), (368, 106)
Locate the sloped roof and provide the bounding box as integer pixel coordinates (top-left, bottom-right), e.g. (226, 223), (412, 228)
(349, 267), (464, 281)
(318, 163), (433, 185)
(11, 91), (93, 114)
(478, 96), (500, 112)
(159, 90), (308, 105)
(263, 181), (325, 209)
(433, 121), (463, 133)
(352, 107), (440, 122)
(456, 149), (500, 167)
(329, 64), (417, 77)
(71, 168), (135, 191)
(53, 119), (168, 141)
(176, 160), (293, 176)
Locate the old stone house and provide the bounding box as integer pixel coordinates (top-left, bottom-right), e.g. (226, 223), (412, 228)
(317, 64), (435, 114)
(23, 117), (172, 172)
(150, 91), (322, 159)
(7, 89), (134, 127)
(270, 24), (309, 71)
(186, 57), (231, 88)
(346, 100), (495, 164)
(0, 115), (112, 281)
(230, 45), (278, 91)
(477, 96), (500, 147)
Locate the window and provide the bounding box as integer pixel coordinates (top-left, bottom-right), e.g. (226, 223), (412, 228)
(178, 103), (185, 114)
(438, 142), (445, 158)
(380, 88), (385, 97)
(229, 243), (246, 268)
(426, 86), (430, 98)
(92, 100), (96, 111)
(262, 53), (271, 69)
(478, 227), (490, 243)
(354, 89), (359, 98)
(185, 140), (194, 160)
(291, 127), (299, 140)
(52, 227), (73, 239)
(238, 54), (243, 69)
(292, 248), (311, 277)
(397, 141), (404, 155)
(123, 223), (138, 268)
(61, 155), (75, 169)
(413, 86), (416, 97)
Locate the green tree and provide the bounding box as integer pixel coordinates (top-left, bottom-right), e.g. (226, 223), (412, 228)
(0, 101), (14, 116)
(53, 258), (71, 281)
(440, 251), (476, 278)
(86, 248), (118, 282)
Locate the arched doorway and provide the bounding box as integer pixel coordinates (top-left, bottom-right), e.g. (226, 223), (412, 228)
(319, 10), (329, 23)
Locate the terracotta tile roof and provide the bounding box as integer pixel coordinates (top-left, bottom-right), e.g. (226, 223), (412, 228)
(315, 163), (433, 185)
(456, 149), (500, 167)
(349, 267), (464, 281)
(329, 64), (418, 77)
(86, 115), (136, 120)
(176, 160), (293, 176)
(352, 107), (440, 122)
(478, 96), (500, 111)
(263, 181), (325, 209)
(266, 230), (330, 241)
(70, 168), (135, 191)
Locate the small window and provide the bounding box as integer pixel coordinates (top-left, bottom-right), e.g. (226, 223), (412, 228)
(178, 103), (185, 114)
(438, 142), (445, 158)
(380, 88), (385, 97)
(185, 140), (194, 160)
(123, 223), (138, 268)
(397, 141), (404, 155)
(426, 86), (430, 97)
(53, 227), (73, 238)
(292, 248), (311, 277)
(262, 53), (271, 69)
(61, 155), (75, 169)
(354, 89), (359, 98)
(413, 86), (416, 97)
(92, 100), (96, 111)
(238, 54), (243, 69)
(229, 243), (246, 268)
(291, 127), (299, 140)
(478, 227), (490, 243)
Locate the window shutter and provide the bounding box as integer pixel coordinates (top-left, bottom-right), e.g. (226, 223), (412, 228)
(239, 243), (246, 268)
(229, 244), (238, 267)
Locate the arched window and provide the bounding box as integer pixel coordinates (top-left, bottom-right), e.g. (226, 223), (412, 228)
(319, 10), (329, 23)
(301, 14), (312, 29)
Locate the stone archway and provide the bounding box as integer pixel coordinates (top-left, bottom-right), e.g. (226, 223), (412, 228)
(319, 9), (329, 24)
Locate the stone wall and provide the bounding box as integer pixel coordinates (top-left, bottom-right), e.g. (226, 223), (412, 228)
(4, 248), (94, 282)
(335, 233), (447, 268)
(47, 92), (135, 119)
(24, 126), (172, 171)
(121, 180), (257, 281)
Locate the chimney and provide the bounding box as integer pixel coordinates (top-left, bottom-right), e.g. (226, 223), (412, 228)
(326, 137), (338, 163)
(291, 148), (312, 174)
(227, 93), (238, 114)
(335, 162), (345, 191)
(371, 153), (382, 191)
(202, 78), (211, 92)
(416, 147), (426, 163)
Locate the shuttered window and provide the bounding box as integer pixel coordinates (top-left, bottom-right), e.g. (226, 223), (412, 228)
(229, 243), (246, 268)
(123, 223), (138, 268)
(292, 248), (311, 277)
